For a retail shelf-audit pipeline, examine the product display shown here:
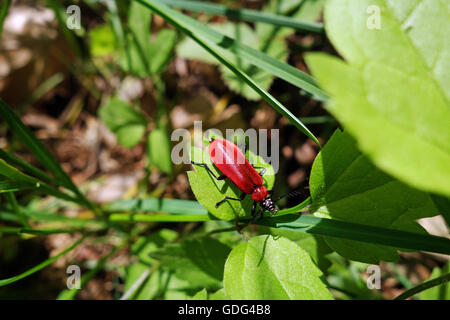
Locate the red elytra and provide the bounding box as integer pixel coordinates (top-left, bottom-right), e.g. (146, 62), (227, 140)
(208, 138), (267, 201)
(204, 138), (276, 216)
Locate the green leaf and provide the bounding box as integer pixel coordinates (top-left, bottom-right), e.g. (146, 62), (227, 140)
(310, 129), (442, 263)
(262, 227), (333, 271)
(421, 263), (450, 300)
(187, 143), (274, 221)
(89, 24), (117, 57)
(223, 235), (332, 299)
(209, 288), (229, 300)
(306, 0), (450, 196)
(98, 98), (147, 148)
(148, 29), (177, 74)
(129, 0), (152, 54)
(122, 3), (176, 77)
(189, 288), (208, 300)
(147, 128), (173, 174)
(150, 237), (231, 289)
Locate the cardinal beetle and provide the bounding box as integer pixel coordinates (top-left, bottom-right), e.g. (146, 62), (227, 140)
(192, 138), (278, 219)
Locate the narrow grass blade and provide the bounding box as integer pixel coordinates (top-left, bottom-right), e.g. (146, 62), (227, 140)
(0, 159), (79, 203)
(394, 273), (450, 300)
(0, 98), (98, 212)
(4, 192), (29, 227)
(18, 73), (65, 111)
(0, 149), (56, 184)
(0, 179), (36, 193)
(135, 0), (321, 146)
(135, 0), (328, 102)
(159, 0), (324, 33)
(0, 0), (11, 39)
(107, 210), (450, 256)
(254, 214), (450, 255)
(0, 226), (97, 235)
(109, 213), (212, 222)
(0, 235), (87, 287)
(108, 198), (208, 215)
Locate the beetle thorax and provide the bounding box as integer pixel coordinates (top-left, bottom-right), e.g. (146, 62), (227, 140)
(251, 186), (268, 202)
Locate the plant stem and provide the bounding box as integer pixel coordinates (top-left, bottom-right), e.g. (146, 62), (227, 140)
(394, 273), (450, 300)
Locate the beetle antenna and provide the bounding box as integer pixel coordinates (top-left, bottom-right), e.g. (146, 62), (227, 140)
(274, 189), (306, 203)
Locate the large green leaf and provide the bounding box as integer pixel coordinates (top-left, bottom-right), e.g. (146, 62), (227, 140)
(310, 129), (443, 263)
(187, 142), (274, 221)
(260, 227), (333, 272)
(223, 235), (332, 299)
(306, 0), (450, 196)
(98, 98), (147, 148)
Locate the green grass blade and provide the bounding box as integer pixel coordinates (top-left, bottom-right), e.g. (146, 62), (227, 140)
(4, 192), (29, 227)
(0, 208), (107, 229)
(394, 273), (450, 300)
(0, 226), (97, 235)
(18, 73), (65, 111)
(135, 0), (321, 146)
(0, 149), (56, 184)
(109, 213), (211, 222)
(0, 159), (79, 203)
(0, 235), (87, 287)
(0, 0), (11, 40)
(159, 0), (324, 33)
(135, 0), (328, 102)
(0, 179), (36, 193)
(0, 98), (98, 212)
(106, 208), (450, 255)
(108, 198), (208, 215)
(254, 214), (450, 255)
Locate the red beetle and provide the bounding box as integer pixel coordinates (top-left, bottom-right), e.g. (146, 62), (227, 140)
(192, 138), (277, 218)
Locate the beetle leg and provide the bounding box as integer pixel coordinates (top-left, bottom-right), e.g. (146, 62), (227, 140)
(251, 202), (257, 216)
(191, 161), (226, 180)
(216, 192), (246, 208)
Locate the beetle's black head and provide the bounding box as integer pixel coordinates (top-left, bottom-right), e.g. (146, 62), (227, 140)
(260, 197), (278, 216)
